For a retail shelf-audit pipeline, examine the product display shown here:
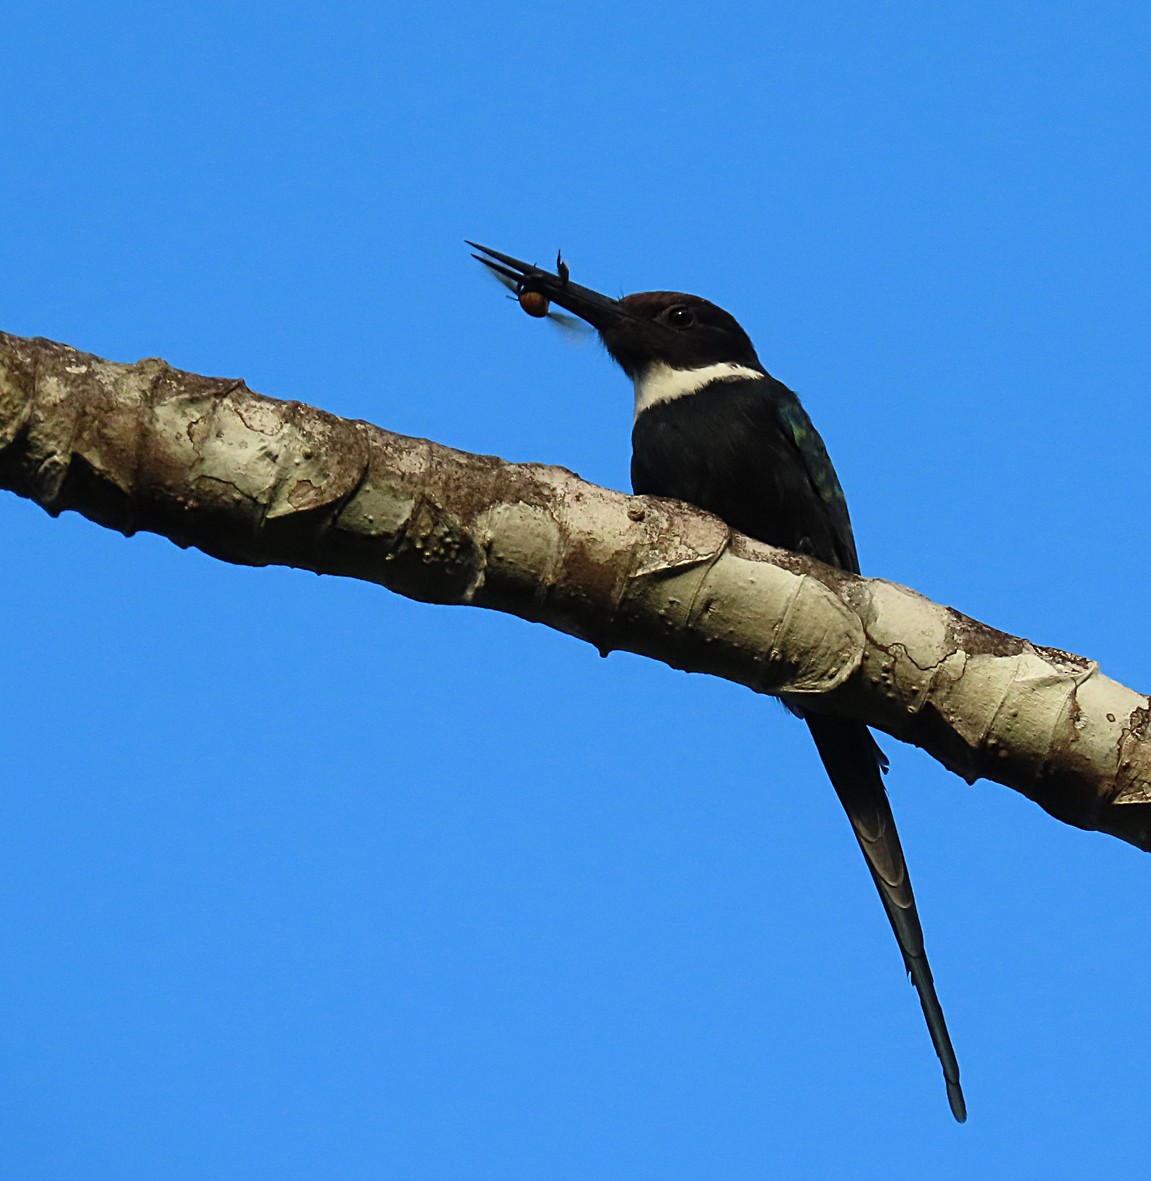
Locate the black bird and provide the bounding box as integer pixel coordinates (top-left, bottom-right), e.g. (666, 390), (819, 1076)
(468, 242), (966, 1123)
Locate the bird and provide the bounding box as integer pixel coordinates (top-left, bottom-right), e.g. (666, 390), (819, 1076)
(468, 241), (966, 1123)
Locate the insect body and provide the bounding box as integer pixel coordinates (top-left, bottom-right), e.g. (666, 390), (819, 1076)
(518, 289), (550, 317)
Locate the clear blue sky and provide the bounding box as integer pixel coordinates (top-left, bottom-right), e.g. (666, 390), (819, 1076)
(3, 3), (1149, 1177)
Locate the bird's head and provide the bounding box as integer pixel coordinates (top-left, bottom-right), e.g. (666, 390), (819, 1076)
(469, 243), (763, 381)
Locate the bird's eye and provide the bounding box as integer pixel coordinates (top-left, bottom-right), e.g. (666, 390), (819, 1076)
(665, 305), (695, 328)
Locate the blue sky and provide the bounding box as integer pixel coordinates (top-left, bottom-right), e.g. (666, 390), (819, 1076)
(2, 3), (1150, 1177)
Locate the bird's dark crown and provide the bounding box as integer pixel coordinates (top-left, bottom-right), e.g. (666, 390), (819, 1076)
(605, 291), (763, 378)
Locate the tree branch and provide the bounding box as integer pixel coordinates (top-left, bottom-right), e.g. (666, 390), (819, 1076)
(3, 329), (1148, 849)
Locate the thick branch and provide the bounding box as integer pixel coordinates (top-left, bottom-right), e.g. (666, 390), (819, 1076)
(2, 330), (1148, 849)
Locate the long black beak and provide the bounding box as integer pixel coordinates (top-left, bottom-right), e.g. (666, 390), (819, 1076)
(467, 241), (629, 333)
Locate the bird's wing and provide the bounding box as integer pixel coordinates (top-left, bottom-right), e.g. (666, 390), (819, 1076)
(772, 389), (861, 573)
(805, 713), (966, 1122)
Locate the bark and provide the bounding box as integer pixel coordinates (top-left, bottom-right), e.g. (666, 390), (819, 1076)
(2, 329), (1149, 850)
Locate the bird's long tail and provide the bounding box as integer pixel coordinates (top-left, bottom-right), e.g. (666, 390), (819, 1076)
(805, 714), (966, 1123)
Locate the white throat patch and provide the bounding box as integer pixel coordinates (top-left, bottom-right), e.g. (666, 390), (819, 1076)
(632, 361), (764, 420)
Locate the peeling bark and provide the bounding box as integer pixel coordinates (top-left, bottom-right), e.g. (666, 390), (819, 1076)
(2, 329), (1149, 850)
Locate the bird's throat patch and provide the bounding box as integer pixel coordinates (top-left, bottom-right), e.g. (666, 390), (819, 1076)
(632, 361), (765, 420)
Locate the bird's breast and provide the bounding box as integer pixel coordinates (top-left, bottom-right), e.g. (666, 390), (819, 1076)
(629, 377), (856, 569)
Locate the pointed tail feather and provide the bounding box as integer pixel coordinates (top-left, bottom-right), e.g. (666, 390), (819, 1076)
(805, 714), (966, 1123)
